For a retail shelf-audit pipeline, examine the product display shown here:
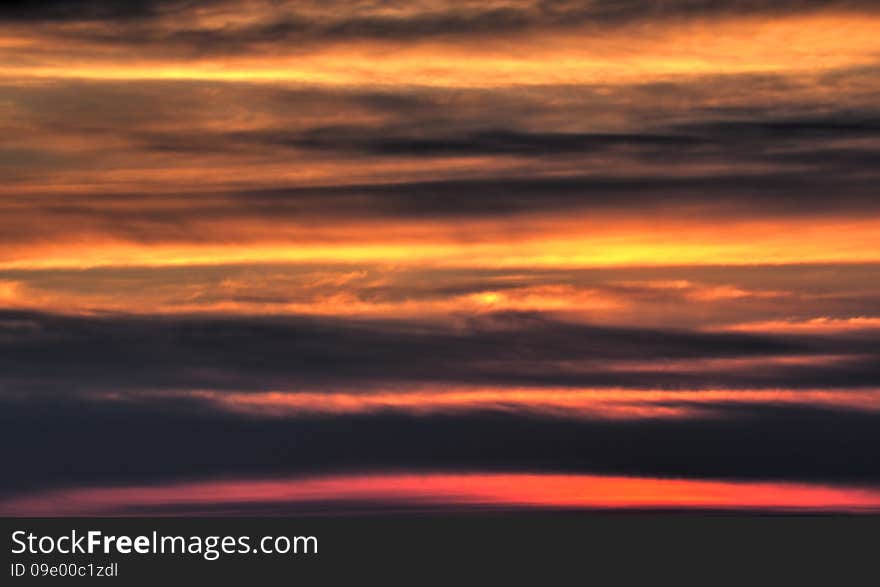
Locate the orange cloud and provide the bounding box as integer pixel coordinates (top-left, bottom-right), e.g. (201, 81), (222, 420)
(2, 14), (878, 86)
(3, 216), (880, 271)
(114, 387), (880, 420)
(725, 317), (880, 334)
(4, 472), (880, 515)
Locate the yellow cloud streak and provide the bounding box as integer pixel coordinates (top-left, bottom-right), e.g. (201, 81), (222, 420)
(2, 216), (879, 271)
(1, 15), (877, 87)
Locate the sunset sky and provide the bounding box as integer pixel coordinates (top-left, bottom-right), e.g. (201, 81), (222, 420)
(2, 0), (880, 515)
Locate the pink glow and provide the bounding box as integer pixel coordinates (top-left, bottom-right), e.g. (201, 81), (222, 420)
(4, 472), (880, 516)
(127, 387), (880, 420)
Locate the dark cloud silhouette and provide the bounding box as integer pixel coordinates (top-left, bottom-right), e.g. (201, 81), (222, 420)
(2, 394), (880, 500)
(0, 309), (878, 394)
(207, 127), (705, 157)
(678, 115), (880, 138)
(132, 112), (880, 159)
(0, 0), (222, 22)
(233, 172), (879, 219)
(6, 0), (878, 43)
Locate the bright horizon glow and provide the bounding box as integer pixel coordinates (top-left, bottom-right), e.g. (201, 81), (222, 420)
(4, 472), (880, 516)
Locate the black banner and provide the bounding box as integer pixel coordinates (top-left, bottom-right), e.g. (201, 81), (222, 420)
(2, 515), (877, 585)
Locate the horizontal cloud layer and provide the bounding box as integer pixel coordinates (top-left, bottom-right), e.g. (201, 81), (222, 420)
(3, 392), (880, 499)
(6, 472), (880, 516)
(2, 309), (880, 393)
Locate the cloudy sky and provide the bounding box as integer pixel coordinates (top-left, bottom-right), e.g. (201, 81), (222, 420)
(2, 0), (880, 515)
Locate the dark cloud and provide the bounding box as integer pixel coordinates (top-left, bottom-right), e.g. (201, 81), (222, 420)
(0, 309), (878, 394)
(678, 115), (880, 139)
(570, 0), (880, 24)
(233, 127), (705, 157)
(235, 171), (879, 219)
(2, 394), (880, 499)
(0, 0), (222, 22)
(132, 111), (880, 158)
(8, 0), (878, 46)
